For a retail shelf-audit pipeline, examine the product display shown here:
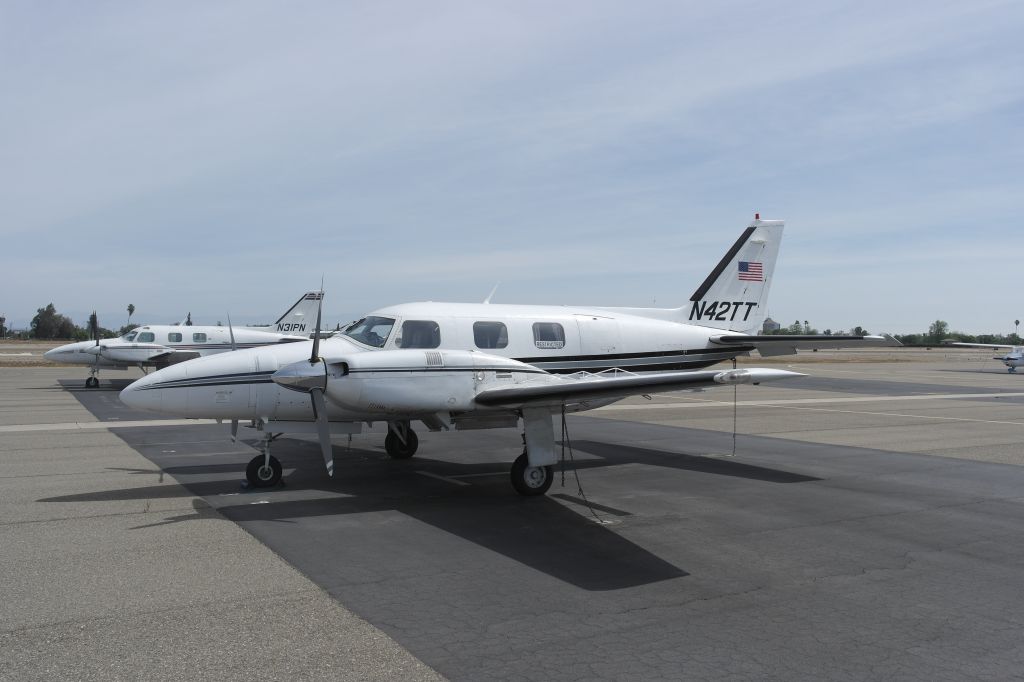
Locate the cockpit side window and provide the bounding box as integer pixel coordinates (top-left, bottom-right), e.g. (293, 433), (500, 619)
(397, 320), (441, 349)
(532, 322), (565, 349)
(343, 316), (395, 348)
(137, 332), (155, 343)
(193, 333), (207, 343)
(168, 333), (182, 343)
(121, 332), (138, 342)
(473, 321), (508, 349)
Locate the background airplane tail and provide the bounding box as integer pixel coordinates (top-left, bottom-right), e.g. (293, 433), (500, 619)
(679, 216), (783, 334)
(271, 292), (323, 335)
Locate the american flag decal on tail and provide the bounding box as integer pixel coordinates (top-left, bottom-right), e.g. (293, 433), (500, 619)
(738, 261), (763, 281)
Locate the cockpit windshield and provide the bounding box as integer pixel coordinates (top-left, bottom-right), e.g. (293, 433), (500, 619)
(120, 332), (138, 342)
(343, 316), (395, 348)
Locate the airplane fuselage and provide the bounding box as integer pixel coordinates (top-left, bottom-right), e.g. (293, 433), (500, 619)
(343, 301), (754, 373)
(45, 324), (307, 369)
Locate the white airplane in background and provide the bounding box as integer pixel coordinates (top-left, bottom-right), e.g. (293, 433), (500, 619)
(45, 292), (323, 387)
(950, 342), (1024, 372)
(120, 215), (893, 495)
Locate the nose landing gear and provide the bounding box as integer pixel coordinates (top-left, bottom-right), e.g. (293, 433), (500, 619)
(245, 430), (283, 488)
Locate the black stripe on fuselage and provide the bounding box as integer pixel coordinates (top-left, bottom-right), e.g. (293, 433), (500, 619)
(135, 366), (547, 390)
(137, 370), (276, 390)
(135, 349), (748, 390)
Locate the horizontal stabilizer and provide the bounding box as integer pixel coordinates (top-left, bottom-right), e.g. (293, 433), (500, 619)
(711, 334), (900, 357)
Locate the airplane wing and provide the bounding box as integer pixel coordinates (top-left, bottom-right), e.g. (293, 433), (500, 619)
(473, 368), (803, 408)
(709, 334), (900, 357)
(949, 342), (1016, 350)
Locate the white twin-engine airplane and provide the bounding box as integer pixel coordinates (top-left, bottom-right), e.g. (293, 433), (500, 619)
(45, 292), (323, 387)
(120, 216), (894, 496)
(950, 342), (1024, 372)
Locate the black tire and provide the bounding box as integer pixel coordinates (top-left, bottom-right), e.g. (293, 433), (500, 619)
(86, 377), (99, 388)
(246, 454), (282, 488)
(510, 452), (553, 497)
(385, 429), (419, 459)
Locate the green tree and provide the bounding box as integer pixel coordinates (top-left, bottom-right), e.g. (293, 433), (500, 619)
(927, 320), (949, 343)
(127, 303), (135, 326)
(31, 303), (77, 339)
(853, 325), (869, 336)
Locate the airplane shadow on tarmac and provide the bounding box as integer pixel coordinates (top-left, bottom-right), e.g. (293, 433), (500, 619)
(40, 419), (821, 591)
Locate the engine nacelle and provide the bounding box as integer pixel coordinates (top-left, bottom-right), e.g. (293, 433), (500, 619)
(320, 349), (533, 415)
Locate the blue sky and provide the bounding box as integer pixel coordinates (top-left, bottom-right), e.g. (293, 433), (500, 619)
(2, 1), (1022, 334)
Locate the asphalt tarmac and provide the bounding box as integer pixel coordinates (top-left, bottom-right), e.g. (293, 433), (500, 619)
(5, 353), (1024, 680)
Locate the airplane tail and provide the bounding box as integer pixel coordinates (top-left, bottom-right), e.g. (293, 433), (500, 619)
(680, 216), (783, 333)
(266, 292), (323, 335)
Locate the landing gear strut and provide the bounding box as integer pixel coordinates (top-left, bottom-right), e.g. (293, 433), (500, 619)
(510, 451), (553, 496)
(385, 421), (419, 459)
(245, 431), (282, 488)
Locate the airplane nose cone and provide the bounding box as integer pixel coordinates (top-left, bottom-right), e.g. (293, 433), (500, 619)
(119, 373), (163, 412)
(44, 342), (77, 361)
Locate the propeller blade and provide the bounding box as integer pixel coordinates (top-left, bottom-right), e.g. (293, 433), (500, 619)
(309, 286), (324, 364)
(227, 314), (237, 351)
(229, 419), (238, 442)
(311, 389), (334, 476)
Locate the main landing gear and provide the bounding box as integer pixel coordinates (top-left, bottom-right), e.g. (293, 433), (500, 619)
(85, 367), (100, 388)
(385, 421), (419, 459)
(510, 450), (553, 496)
(245, 431), (283, 488)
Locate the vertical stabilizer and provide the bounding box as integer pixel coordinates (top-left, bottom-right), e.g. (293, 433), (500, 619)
(683, 216), (783, 333)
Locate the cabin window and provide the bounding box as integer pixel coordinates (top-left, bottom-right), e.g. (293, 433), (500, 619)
(532, 322), (565, 349)
(167, 333), (182, 343)
(193, 332), (207, 343)
(473, 321), (508, 349)
(137, 332), (155, 343)
(343, 316), (394, 348)
(397, 320), (441, 349)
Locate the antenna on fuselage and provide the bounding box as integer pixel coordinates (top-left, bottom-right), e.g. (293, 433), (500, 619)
(483, 282), (501, 304)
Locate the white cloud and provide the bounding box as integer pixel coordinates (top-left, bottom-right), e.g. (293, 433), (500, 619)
(2, 0), (1022, 334)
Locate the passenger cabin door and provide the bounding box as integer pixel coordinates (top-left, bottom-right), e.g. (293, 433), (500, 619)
(575, 315), (620, 356)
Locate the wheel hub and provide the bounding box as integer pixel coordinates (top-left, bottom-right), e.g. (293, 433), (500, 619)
(524, 466), (547, 488)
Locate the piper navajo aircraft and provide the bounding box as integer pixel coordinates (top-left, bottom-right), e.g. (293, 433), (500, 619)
(45, 292), (323, 387)
(120, 215), (891, 495)
(950, 342), (1024, 372)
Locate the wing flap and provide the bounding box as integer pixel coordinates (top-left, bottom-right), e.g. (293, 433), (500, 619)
(474, 368), (803, 408)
